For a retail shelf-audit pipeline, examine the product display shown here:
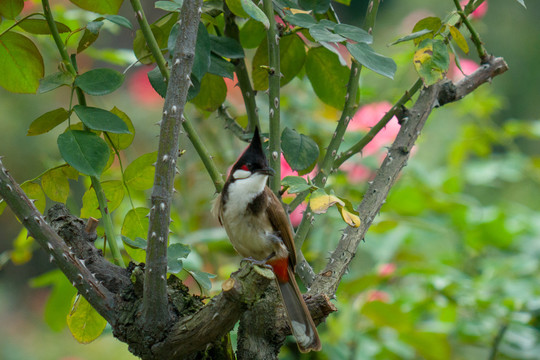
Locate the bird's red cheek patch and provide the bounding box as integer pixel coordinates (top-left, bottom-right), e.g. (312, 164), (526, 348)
(267, 258), (289, 283)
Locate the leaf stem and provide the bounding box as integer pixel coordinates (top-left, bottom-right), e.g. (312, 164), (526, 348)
(129, 0), (170, 82)
(128, 0), (223, 192)
(262, 0), (281, 194)
(453, 0), (488, 61)
(42, 0), (124, 267)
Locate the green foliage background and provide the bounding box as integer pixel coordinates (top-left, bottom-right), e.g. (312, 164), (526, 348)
(0, 0), (539, 359)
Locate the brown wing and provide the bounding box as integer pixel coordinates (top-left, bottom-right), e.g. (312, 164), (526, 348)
(264, 187), (297, 267)
(211, 193), (223, 225)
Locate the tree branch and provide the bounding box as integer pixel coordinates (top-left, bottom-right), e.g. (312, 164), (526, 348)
(142, 0), (203, 332)
(224, 4), (260, 132)
(310, 56), (508, 297)
(0, 162), (116, 321)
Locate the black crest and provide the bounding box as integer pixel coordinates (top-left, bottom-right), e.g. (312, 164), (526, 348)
(231, 127), (270, 173)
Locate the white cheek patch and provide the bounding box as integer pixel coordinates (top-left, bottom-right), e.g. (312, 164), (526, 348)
(233, 169), (251, 179)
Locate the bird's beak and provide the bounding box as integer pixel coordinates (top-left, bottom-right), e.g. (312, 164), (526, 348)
(258, 166), (275, 176)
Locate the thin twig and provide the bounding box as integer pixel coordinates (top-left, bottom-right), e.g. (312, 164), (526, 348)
(130, 0), (170, 82)
(453, 0), (488, 61)
(488, 322), (509, 360)
(223, 4), (260, 132)
(262, 0), (281, 194)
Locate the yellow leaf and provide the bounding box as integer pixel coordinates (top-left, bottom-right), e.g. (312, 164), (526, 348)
(310, 189), (344, 214)
(11, 228), (34, 265)
(288, 8), (312, 15)
(449, 25), (469, 54)
(337, 204), (361, 227)
(413, 42), (433, 71)
(42, 167), (70, 203)
(67, 294), (107, 344)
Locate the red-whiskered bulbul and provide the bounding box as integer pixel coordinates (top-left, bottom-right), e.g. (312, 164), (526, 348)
(213, 128), (321, 352)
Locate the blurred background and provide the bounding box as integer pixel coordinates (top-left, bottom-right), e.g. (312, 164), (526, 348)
(1, 0), (539, 359)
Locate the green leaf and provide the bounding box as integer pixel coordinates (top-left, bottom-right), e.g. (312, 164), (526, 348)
(167, 243), (191, 274)
(252, 34), (307, 91)
(401, 332), (451, 360)
(413, 38), (450, 86)
(133, 25), (166, 65)
(104, 15), (133, 29)
(361, 301), (414, 332)
(299, 0), (331, 14)
(239, 18), (266, 49)
(284, 13), (317, 29)
(346, 42), (397, 79)
(191, 73), (227, 112)
(192, 22), (211, 81)
(41, 168), (70, 203)
(155, 0), (183, 11)
(389, 29), (433, 46)
(11, 228), (34, 265)
(412, 16), (442, 45)
(105, 107), (135, 150)
(27, 108), (70, 136)
(87, 20), (105, 34)
(67, 295), (107, 344)
(124, 152), (157, 191)
(73, 105), (130, 134)
(30, 270), (77, 332)
(333, 0), (351, 5)
(147, 66), (167, 98)
(0, 200), (6, 216)
(17, 19), (71, 34)
(57, 130), (110, 177)
(77, 28), (100, 54)
(20, 181), (46, 213)
(75, 68), (124, 96)
(121, 207), (150, 263)
(208, 54), (235, 79)
(188, 269), (216, 292)
(209, 35), (244, 59)
(449, 25), (469, 54)
(305, 46), (349, 109)
(121, 236), (147, 250)
(226, 0), (269, 29)
(334, 24), (372, 43)
(80, 180), (124, 218)
(62, 165), (80, 180)
(309, 24), (346, 43)
(282, 176), (312, 194)
(0, 0), (23, 19)
(0, 31), (44, 94)
(281, 127), (319, 172)
(69, 0), (124, 15)
(38, 72), (75, 94)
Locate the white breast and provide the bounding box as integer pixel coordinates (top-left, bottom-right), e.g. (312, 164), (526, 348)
(221, 173), (276, 260)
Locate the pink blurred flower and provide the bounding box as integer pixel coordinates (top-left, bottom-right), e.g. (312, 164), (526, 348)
(128, 67), (163, 107)
(448, 58), (479, 81)
(340, 162), (373, 184)
(349, 101), (399, 157)
(377, 263), (396, 277)
(462, 0), (488, 19)
(224, 74), (244, 109)
(366, 290), (390, 303)
(289, 202), (306, 227)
